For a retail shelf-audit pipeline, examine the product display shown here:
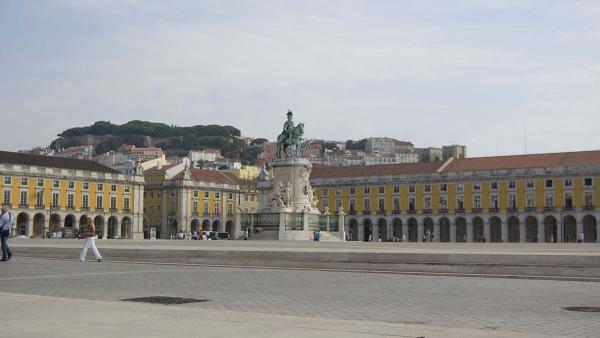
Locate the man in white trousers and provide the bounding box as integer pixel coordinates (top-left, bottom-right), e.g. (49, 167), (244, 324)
(79, 217), (103, 262)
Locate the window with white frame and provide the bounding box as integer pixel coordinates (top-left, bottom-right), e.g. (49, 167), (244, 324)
(82, 195), (89, 208)
(37, 179), (44, 187)
(322, 199), (329, 210)
(409, 185), (415, 193)
(193, 190), (198, 198)
(214, 202), (220, 214)
(584, 191), (593, 207)
(336, 188), (342, 196)
(110, 196), (117, 210)
(409, 197), (416, 210)
(440, 196), (448, 209)
(509, 194), (517, 209)
(545, 179), (553, 188)
(490, 194), (499, 209)
(52, 192), (59, 207)
(193, 200), (198, 211)
(4, 176), (11, 185)
(21, 177), (28, 186)
(349, 187), (356, 195)
(54, 180), (60, 188)
(564, 192), (573, 208)
(349, 199), (356, 212)
(378, 198), (385, 211)
(67, 193), (74, 208)
(584, 178), (593, 187)
(456, 184), (464, 192)
(363, 198), (370, 211)
(36, 191), (44, 206)
(124, 197), (130, 211)
(322, 188), (329, 197)
(20, 191), (27, 206)
(68, 181), (75, 189)
(97, 183), (103, 191)
(393, 185), (400, 193)
(490, 182), (498, 190)
(526, 193), (535, 208)
(111, 184), (117, 192)
(526, 180), (535, 189)
(440, 183), (447, 192)
(96, 196), (103, 209)
(545, 193), (554, 208)
(124, 186), (130, 193)
(456, 195), (464, 209)
(378, 186), (384, 194)
(203, 201), (209, 213)
(509, 181), (516, 189)
(424, 184), (431, 193)
(363, 187), (370, 195)
(424, 196), (432, 209)
(83, 182), (89, 190)
(473, 195), (481, 208)
(3, 190), (10, 205)
(393, 197), (400, 210)
(564, 179), (572, 187)
(473, 183), (481, 191)
(227, 203), (233, 215)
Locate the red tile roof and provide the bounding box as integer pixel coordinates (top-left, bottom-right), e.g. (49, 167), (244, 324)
(172, 168), (243, 185)
(310, 162), (442, 179)
(442, 150), (600, 172)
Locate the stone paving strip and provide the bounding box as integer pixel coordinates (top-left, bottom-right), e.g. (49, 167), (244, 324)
(3, 292), (550, 338)
(2, 257), (600, 337)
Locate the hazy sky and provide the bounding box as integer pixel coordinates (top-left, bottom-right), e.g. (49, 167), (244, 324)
(1, 0), (599, 156)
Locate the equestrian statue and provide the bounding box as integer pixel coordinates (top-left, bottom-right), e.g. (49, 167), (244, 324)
(276, 110), (304, 159)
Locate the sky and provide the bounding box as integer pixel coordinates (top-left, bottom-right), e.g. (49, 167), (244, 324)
(1, 0), (599, 157)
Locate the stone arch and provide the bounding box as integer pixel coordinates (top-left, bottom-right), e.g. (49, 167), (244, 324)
(439, 217), (450, 242)
(16, 212), (29, 236)
(212, 219), (220, 232)
(121, 216), (132, 239)
(544, 215), (557, 243)
(489, 216), (502, 243)
(423, 217), (434, 241)
(348, 218), (359, 241)
(94, 215), (105, 239)
(392, 218), (402, 240)
(64, 214), (76, 228)
(377, 218), (388, 241)
(363, 218), (373, 241)
(508, 216), (520, 243)
(49, 213), (61, 232)
(169, 219), (179, 238)
(33, 213), (45, 238)
(226, 220), (234, 238)
(473, 217), (484, 242)
(583, 215), (597, 243)
(191, 219), (200, 233)
(107, 216), (118, 239)
(79, 215), (88, 228)
(201, 219), (210, 232)
(455, 217), (467, 242)
(525, 215), (538, 242)
(563, 215), (577, 243)
(408, 217), (418, 242)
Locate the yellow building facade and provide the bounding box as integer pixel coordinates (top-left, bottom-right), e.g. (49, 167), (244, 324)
(0, 151), (145, 239)
(310, 151), (600, 243)
(143, 161), (257, 239)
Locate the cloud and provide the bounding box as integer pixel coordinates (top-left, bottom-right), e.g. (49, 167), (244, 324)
(1, 0), (599, 156)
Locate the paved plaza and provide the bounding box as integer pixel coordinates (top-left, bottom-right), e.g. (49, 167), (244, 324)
(2, 256), (600, 337)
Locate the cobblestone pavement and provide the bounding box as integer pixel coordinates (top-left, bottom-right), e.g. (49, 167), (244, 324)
(2, 257), (600, 337)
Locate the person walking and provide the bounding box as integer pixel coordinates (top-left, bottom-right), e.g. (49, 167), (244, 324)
(79, 217), (103, 262)
(0, 206), (14, 261)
